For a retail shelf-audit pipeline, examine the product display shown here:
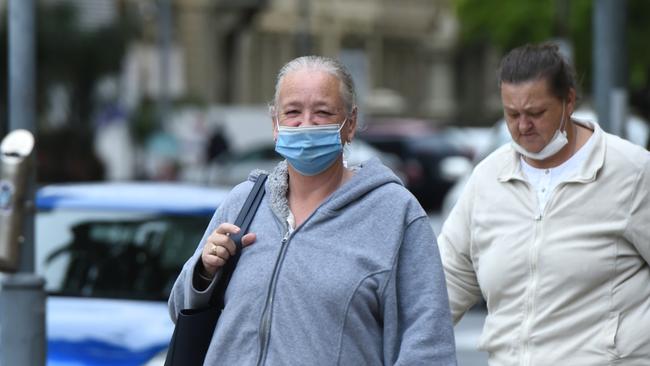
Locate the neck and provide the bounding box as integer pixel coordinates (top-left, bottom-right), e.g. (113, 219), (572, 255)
(524, 120), (579, 169)
(288, 157), (350, 199)
(287, 157), (352, 225)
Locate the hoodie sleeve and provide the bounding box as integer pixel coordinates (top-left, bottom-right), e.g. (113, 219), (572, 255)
(437, 172), (482, 324)
(167, 180), (254, 322)
(167, 206), (224, 322)
(382, 216), (457, 365)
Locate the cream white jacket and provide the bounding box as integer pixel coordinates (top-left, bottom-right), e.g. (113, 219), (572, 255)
(439, 120), (650, 365)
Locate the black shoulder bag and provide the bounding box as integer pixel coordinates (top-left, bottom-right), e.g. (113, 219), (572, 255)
(164, 174), (268, 366)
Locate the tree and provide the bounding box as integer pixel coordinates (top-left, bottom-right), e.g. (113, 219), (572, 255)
(452, 0), (650, 117)
(1, 1), (138, 182)
(37, 1), (137, 130)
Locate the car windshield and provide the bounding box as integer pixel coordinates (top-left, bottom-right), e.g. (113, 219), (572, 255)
(36, 209), (209, 301)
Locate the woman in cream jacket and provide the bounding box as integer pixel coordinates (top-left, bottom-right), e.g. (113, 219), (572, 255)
(439, 42), (650, 365)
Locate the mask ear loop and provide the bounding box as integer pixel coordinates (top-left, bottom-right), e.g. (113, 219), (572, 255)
(337, 118), (348, 132)
(559, 101), (567, 136)
(273, 117), (280, 143)
(339, 118), (350, 168)
(272, 105), (281, 142)
(273, 104), (282, 131)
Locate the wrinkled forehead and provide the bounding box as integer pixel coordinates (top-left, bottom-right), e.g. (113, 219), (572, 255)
(500, 79), (560, 108)
(277, 69), (345, 106)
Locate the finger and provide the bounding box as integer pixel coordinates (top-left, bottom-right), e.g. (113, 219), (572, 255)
(206, 232), (237, 257)
(201, 251), (224, 274)
(205, 240), (235, 259)
(221, 239), (237, 257)
(203, 253), (226, 270)
(214, 245), (231, 261)
(214, 223), (241, 236)
(241, 233), (257, 247)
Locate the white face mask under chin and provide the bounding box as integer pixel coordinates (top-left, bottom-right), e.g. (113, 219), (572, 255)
(511, 103), (568, 161)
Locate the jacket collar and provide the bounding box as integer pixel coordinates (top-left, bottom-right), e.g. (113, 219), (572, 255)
(498, 119), (606, 183)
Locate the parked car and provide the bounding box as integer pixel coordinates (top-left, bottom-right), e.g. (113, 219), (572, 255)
(35, 182), (230, 366)
(358, 118), (474, 211)
(207, 139), (405, 187)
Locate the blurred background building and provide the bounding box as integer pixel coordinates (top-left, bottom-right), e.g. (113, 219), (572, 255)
(85, 0), (473, 121)
(1, 0), (648, 188)
(2, 2), (648, 364)
(174, 0), (465, 121)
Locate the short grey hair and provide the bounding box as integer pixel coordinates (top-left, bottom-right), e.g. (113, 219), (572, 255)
(271, 56), (357, 117)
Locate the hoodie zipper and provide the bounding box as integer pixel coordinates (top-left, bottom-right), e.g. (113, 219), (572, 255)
(256, 230), (291, 366)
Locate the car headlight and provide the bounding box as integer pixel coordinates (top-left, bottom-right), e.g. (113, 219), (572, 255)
(143, 349), (167, 366)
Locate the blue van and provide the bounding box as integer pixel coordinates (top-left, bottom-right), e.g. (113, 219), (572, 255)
(35, 182), (229, 366)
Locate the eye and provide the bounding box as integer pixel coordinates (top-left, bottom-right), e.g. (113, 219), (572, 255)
(507, 111), (519, 119)
(529, 110), (544, 118)
(283, 110), (300, 117)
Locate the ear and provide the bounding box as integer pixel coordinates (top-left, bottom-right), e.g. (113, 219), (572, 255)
(566, 88), (577, 116)
(343, 107), (358, 144)
(270, 108), (279, 141)
(272, 118), (278, 141)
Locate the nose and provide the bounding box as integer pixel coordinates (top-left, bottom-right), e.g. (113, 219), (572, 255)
(298, 111), (317, 126)
(516, 116), (533, 133)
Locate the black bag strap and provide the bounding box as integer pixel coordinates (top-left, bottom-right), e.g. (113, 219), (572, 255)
(208, 173), (268, 307)
(229, 173), (268, 253)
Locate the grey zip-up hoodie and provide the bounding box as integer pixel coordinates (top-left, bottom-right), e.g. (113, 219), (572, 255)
(169, 158), (457, 365)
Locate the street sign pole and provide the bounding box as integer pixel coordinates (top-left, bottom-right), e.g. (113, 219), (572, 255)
(593, 0), (627, 135)
(0, 1), (46, 365)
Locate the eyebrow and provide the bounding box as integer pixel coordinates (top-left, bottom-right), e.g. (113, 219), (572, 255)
(280, 100), (339, 110)
(503, 105), (547, 113)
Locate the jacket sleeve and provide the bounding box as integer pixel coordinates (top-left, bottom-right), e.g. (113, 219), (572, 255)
(624, 155), (650, 265)
(383, 216), (457, 365)
(437, 173), (483, 324)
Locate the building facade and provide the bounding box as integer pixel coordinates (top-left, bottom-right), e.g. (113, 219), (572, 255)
(172, 0), (501, 125)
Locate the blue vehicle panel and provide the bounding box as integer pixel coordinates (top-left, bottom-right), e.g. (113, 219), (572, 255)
(34, 182), (230, 365)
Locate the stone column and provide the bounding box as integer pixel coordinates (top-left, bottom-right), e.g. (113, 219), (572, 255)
(421, 51), (457, 120)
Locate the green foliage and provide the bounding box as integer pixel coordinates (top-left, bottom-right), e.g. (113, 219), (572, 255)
(453, 0), (555, 51)
(36, 1), (138, 129)
(566, 0), (593, 92)
(453, 0), (650, 95)
(452, 0), (591, 88)
(627, 0), (650, 89)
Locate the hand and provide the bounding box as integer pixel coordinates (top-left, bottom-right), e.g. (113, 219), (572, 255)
(201, 223), (257, 277)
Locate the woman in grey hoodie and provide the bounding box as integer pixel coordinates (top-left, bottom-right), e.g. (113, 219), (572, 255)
(168, 56), (457, 365)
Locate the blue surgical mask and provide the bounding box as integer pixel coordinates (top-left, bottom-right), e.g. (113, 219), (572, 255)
(275, 119), (347, 176)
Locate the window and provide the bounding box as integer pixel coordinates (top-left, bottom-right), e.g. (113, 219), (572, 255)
(37, 210), (210, 301)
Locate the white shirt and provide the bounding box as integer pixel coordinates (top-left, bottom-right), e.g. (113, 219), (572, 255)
(521, 129), (596, 215)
